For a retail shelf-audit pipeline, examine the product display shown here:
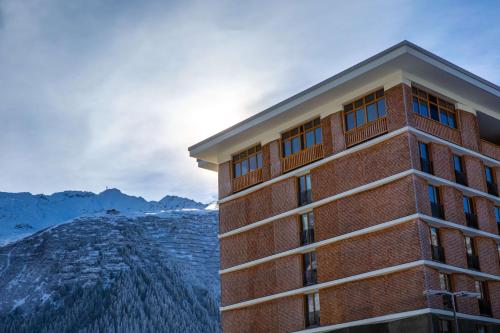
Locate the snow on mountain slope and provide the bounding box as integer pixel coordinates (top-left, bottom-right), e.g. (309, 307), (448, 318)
(0, 189), (206, 244)
(0, 209), (220, 332)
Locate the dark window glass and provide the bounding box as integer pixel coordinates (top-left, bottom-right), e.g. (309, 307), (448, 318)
(438, 319), (452, 333)
(419, 101), (429, 117)
(377, 98), (386, 117)
(346, 112), (355, 131)
(355, 108), (365, 127)
(234, 163), (241, 177)
(315, 127), (322, 144)
(256, 152), (263, 169)
(249, 155), (257, 171)
(291, 137), (301, 153)
(301, 212), (315, 245)
(428, 185), (439, 204)
(463, 196), (472, 214)
(453, 155), (463, 172)
(305, 130), (315, 148)
(305, 293), (320, 327)
(303, 252), (317, 286)
(299, 174), (312, 206)
(366, 103), (377, 121)
(495, 207), (500, 223)
(465, 236), (475, 256)
(419, 142), (429, 160)
(241, 160), (248, 175)
(485, 166), (494, 183)
(430, 227), (440, 247)
(448, 113), (456, 128)
(430, 103), (439, 121)
(412, 97), (419, 113)
(283, 140), (291, 157)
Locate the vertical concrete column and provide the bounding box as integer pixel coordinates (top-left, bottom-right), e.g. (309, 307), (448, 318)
(458, 109), (481, 152)
(330, 112), (346, 154)
(429, 143), (454, 181)
(464, 156), (487, 192)
(218, 161), (233, 199)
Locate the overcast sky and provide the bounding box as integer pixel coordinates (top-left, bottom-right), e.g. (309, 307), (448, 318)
(1, 0), (499, 203)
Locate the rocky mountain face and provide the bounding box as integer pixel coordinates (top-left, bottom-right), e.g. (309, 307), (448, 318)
(0, 189), (206, 244)
(0, 192), (220, 333)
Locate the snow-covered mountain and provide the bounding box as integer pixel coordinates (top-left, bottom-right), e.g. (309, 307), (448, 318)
(0, 189), (206, 244)
(0, 208), (220, 332)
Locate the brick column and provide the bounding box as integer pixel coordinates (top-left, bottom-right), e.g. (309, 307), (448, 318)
(440, 228), (467, 268)
(385, 83), (412, 131)
(268, 139), (282, 179)
(441, 186), (466, 225)
(218, 161), (233, 199)
(464, 156), (487, 192)
(459, 109), (481, 152)
(475, 197), (497, 234)
(489, 281), (500, 319)
(476, 237), (500, 276)
(321, 114), (334, 157)
(262, 142), (272, 181)
(330, 112), (346, 154)
(429, 143), (453, 181)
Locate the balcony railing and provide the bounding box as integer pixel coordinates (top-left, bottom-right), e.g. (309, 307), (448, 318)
(420, 158), (433, 174)
(303, 269), (317, 286)
(467, 254), (480, 271)
(345, 117), (388, 147)
(281, 144), (324, 174)
(465, 212), (478, 229)
(431, 202), (445, 220)
(454, 170), (468, 186)
(431, 245), (445, 262)
(479, 299), (492, 316)
(487, 181), (498, 197)
(232, 168), (263, 193)
(301, 229), (315, 246)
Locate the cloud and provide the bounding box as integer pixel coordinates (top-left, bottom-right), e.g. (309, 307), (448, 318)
(0, 0), (498, 202)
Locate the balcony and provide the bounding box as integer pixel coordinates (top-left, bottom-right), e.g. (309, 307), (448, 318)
(301, 229), (315, 246)
(454, 170), (468, 187)
(480, 139), (500, 161)
(413, 114), (461, 145)
(431, 245), (445, 262)
(232, 169), (263, 193)
(345, 117), (388, 147)
(479, 299), (492, 316)
(431, 202), (445, 219)
(467, 254), (480, 271)
(303, 269), (317, 286)
(465, 212), (478, 229)
(487, 181), (498, 197)
(420, 158), (434, 174)
(281, 144), (324, 174)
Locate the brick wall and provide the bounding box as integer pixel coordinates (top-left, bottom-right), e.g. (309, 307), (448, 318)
(330, 111), (346, 154)
(413, 115), (462, 145)
(218, 161), (232, 199)
(440, 186), (466, 225)
(440, 228), (467, 268)
(221, 254), (302, 306)
(219, 177), (297, 234)
(464, 155), (487, 192)
(476, 237), (500, 276)
(459, 109), (481, 152)
(268, 139), (282, 179)
(311, 133), (413, 201)
(321, 115), (334, 157)
(453, 274), (478, 315)
(489, 281), (500, 318)
(320, 267), (428, 325)
(429, 143), (454, 181)
(315, 175), (417, 241)
(220, 215), (299, 269)
(317, 220), (427, 282)
(475, 197), (498, 234)
(385, 83), (411, 131)
(222, 295), (305, 333)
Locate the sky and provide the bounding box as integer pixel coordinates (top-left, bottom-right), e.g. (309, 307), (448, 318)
(0, 0), (499, 203)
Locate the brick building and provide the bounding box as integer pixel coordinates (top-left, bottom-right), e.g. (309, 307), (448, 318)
(189, 41), (500, 332)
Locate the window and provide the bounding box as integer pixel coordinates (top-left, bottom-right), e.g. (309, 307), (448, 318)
(453, 155), (467, 186)
(419, 142), (433, 174)
(429, 185), (444, 219)
(303, 252), (317, 286)
(438, 319), (453, 333)
(497, 244), (500, 265)
(305, 292), (320, 327)
(430, 227), (445, 262)
(232, 144), (263, 178)
(465, 236), (480, 270)
(485, 166), (498, 196)
(282, 118), (322, 157)
(476, 325), (488, 333)
(344, 89), (385, 131)
(463, 196), (478, 229)
(298, 174), (312, 206)
(495, 206), (500, 235)
(412, 86), (457, 129)
(476, 281), (492, 316)
(300, 212), (315, 245)
(439, 273), (453, 310)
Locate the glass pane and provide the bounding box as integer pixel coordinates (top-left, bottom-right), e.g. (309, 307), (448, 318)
(453, 155), (462, 172)
(365, 93), (375, 103)
(301, 213), (309, 230)
(256, 152), (263, 169)
(241, 160), (248, 175)
(249, 156), (257, 171)
(448, 113), (456, 128)
(292, 137), (301, 153)
(465, 237), (473, 254)
(485, 167), (493, 182)
(430, 103), (439, 121)
(463, 196), (471, 213)
(375, 89), (384, 98)
(419, 101), (429, 117)
(366, 103), (377, 122)
(440, 110), (449, 126)
(283, 140), (291, 157)
(429, 94), (437, 104)
(355, 99), (363, 108)
(495, 207), (500, 222)
(315, 127), (322, 144)
(428, 185), (437, 203)
(419, 143), (428, 159)
(305, 130), (315, 148)
(234, 163), (241, 177)
(412, 97), (419, 113)
(356, 108), (365, 127)
(346, 112), (355, 131)
(308, 212), (315, 229)
(306, 174), (312, 191)
(430, 227), (439, 246)
(377, 99), (386, 117)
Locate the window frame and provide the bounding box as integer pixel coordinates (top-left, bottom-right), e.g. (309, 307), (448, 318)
(281, 118), (322, 158)
(298, 174), (313, 206)
(411, 86), (458, 129)
(231, 144), (263, 179)
(343, 88), (386, 132)
(300, 211), (315, 245)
